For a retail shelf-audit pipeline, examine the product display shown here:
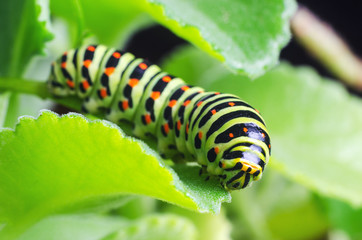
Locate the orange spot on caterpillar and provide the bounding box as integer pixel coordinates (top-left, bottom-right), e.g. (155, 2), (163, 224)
(186, 123), (189, 134)
(100, 88), (108, 98)
(139, 63), (148, 70)
(104, 67), (115, 76)
(129, 78), (139, 87)
(229, 133), (234, 138)
(66, 79), (75, 88)
(262, 133), (266, 138)
(197, 101), (203, 107)
(163, 123), (170, 134)
(211, 109), (217, 115)
(150, 91), (161, 100)
(61, 62), (67, 68)
(221, 162), (225, 168)
(177, 120), (181, 130)
(83, 60), (92, 68)
(82, 80), (89, 90)
(113, 52), (121, 58)
(62, 51), (67, 56)
(181, 86), (189, 91)
(183, 100), (191, 106)
(168, 100), (177, 107)
(215, 92), (220, 95)
(198, 131), (203, 140)
(228, 102), (235, 106)
(162, 76), (171, 82)
(122, 100), (129, 110)
(214, 147), (219, 154)
(268, 144), (271, 148)
(144, 114), (152, 124)
(87, 46), (96, 52)
(243, 127), (248, 133)
(255, 109), (260, 113)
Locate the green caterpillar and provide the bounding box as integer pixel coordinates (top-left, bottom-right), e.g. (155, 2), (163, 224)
(48, 44), (271, 190)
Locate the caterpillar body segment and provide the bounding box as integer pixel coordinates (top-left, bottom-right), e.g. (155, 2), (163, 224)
(48, 44), (271, 191)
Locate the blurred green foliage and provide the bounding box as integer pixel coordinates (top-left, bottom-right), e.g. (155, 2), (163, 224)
(0, 0), (361, 239)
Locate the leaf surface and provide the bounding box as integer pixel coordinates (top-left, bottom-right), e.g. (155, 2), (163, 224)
(143, 0), (296, 77)
(0, 0), (52, 77)
(0, 111), (230, 238)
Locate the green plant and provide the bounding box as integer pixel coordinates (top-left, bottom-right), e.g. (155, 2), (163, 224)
(0, 0), (361, 239)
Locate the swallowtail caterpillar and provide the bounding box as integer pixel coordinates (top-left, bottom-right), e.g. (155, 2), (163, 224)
(48, 45), (271, 190)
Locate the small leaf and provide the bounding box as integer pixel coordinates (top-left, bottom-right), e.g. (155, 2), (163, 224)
(0, 0), (53, 77)
(142, 0), (296, 77)
(19, 213), (197, 240)
(160, 204), (232, 240)
(103, 214), (197, 240)
(18, 214), (128, 240)
(0, 111), (230, 238)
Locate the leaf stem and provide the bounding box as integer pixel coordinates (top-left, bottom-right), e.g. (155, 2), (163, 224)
(0, 78), (50, 99)
(291, 6), (362, 91)
(0, 77), (83, 111)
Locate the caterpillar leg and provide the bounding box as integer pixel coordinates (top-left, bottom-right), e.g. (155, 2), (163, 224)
(198, 165), (212, 181)
(157, 138), (179, 158)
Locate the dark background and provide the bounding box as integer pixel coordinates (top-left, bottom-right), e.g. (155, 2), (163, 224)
(124, 0), (362, 92)
(282, 1), (362, 79)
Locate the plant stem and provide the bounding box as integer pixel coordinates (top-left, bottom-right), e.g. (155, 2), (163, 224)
(291, 6), (362, 91)
(0, 78), (49, 99)
(0, 78), (83, 111)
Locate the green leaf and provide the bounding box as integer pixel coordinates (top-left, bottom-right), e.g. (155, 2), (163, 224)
(0, 0), (53, 77)
(19, 213), (197, 240)
(263, 173), (327, 239)
(206, 64), (362, 207)
(324, 198), (362, 240)
(102, 214), (197, 240)
(18, 214), (128, 240)
(227, 170), (327, 240)
(116, 196), (157, 220)
(0, 111), (230, 238)
(162, 46), (362, 207)
(50, 0), (295, 77)
(142, 0), (296, 78)
(0, 0), (52, 129)
(159, 204), (232, 240)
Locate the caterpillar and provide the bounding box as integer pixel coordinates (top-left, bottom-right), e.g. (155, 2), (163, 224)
(48, 44), (271, 190)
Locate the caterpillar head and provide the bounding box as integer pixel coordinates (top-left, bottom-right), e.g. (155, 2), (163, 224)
(220, 145), (265, 190)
